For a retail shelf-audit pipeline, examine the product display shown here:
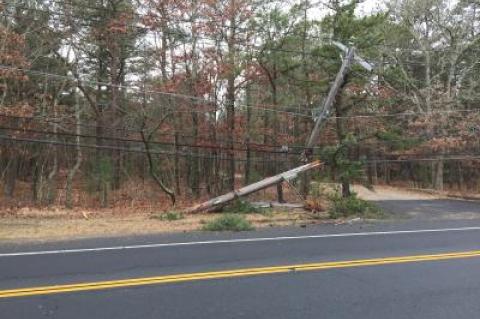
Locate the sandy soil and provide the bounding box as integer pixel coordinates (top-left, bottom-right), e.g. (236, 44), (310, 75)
(353, 185), (441, 201)
(2, 184), (467, 244)
(0, 208), (327, 243)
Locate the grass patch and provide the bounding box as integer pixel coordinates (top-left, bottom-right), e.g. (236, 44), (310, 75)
(259, 209), (275, 217)
(223, 199), (261, 214)
(202, 214), (254, 232)
(152, 211), (184, 221)
(329, 193), (383, 219)
(223, 199), (273, 216)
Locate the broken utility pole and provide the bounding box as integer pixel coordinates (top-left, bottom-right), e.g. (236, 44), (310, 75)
(184, 161), (322, 213)
(302, 47), (355, 161)
(302, 44), (374, 160)
(184, 44), (373, 213)
(298, 47), (355, 198)
(299, 45), (374, 197)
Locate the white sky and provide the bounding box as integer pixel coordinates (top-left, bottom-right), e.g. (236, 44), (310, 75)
(356, 0), (386, 16)
(308, 0), (386, 19)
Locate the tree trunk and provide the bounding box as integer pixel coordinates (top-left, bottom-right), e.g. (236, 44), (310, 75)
(245, 85), (252, 185)
(4, 156), (18, 198)
(140, 129), (176, 206)
(433, 159), (444, 191)
(45, 86), (64, 205)
(301, 169), (311, 199)
(45, 152), (58, 205)
(32, 158), (47, 203)
(189, 15), (201, 198)
(174, 124), (181, 195)
(190, 108), (200, 198)
(276, 183), (285, 203)
(299, 2), (311, 198)
(384, 162), (390, 185)
(226, 74), (236, 191)
(341, 179), (351, 197)
(366, 149), (378, 186)
(372, 161), (378, 185)
(457, 162), (464, 191)
(226, 6), (236, 192)
(334, 83), (350, 198)
(65, 96), (82, 209)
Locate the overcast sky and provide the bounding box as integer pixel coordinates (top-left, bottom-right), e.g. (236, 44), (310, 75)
(308, 0), (385, 19)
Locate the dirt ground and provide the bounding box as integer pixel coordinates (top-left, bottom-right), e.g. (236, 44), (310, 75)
(2, 185), (473, 243)
(0, 207), (328, 243)
(353, 185), (441, 201)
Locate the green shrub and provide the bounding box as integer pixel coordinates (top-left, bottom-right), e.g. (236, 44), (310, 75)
(202, 214), (254, 231)
(223, 199), (261, 214)
(329, 193), (382, 219)
(152, 211), (184, 221)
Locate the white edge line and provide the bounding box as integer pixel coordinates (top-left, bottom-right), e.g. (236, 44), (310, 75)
(2, 226), (480, 257)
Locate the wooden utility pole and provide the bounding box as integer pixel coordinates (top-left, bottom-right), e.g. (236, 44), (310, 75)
(302, 47), (356, 161)
(184, 161), (322, 213)
(302, 43), (373, 160)
(299, 47), (355, 197)
(184, 45), (372, 213)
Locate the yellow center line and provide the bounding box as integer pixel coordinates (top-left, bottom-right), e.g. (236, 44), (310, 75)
(1, 250), (480, 299)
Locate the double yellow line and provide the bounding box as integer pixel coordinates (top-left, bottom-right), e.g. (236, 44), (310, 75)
(2, 250), (480, 299)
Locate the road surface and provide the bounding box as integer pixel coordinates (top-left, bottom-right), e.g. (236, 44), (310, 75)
(357, 185), (480, 220)
(2, 197), (480, 318)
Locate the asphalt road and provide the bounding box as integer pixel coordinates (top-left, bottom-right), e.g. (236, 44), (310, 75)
(2, 207), (480, 317)
(376, 198), (480, 220)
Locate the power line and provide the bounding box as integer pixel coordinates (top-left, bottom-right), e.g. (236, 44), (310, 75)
(0, 114), (317, 150)
(328, 109), (480, 119)
(371, 42), (480, 54)
(5, 64), (480, 121)
(7, 108), (480, 151)
(13, 113), (463, 152)
(0, 125), (305, 155)
(366, 155), (480, 163)
(0, 135), (296, 163)
(3, 116), (479, 155)
(6, 131), (480, 164)
(0, 64), (318, 118)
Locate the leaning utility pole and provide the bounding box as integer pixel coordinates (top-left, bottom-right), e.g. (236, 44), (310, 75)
(303, 43), (373, 159)
(298, 47), (355, 197)
(299, 44), (374, 197)
(302, 47), (355, 162)
(184, 45), (373, 213)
